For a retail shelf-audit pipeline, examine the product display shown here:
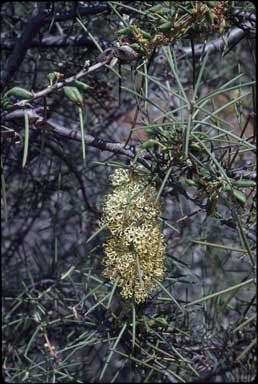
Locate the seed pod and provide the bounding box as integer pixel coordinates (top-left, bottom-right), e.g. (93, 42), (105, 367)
(141, 139), (161, 149)
(63, 86), (83, 107)
(158, 21), (172, 31)
(97, 48), (114, 63)
(232, 189), (246, 205)
(231, 179), (256, 188)
(5, 87), (33, 99)
(223, 185), (232, 192)
(138, 28), (152, 39)
(224, 185), (246, 204)
(70, 80), (92, 91)
(185, 179), (197, 186)
(114, 45), (139, 64)
(117, 26), (133, 35)
(129, 43), (145, 54)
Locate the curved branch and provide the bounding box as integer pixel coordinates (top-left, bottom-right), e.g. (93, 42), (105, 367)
(1, 61), (106, 119)
(178, 24), (255, 58)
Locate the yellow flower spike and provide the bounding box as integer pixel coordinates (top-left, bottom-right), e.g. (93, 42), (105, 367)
(101, 167), (166, 303)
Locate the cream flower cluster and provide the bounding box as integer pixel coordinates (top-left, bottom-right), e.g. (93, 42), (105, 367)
(101, 167), (165, 303)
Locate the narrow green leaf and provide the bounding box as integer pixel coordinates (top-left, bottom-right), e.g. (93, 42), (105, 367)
(163, 47), (189, 106)
(112, 348), (186, 382)
(233, 314), (256, 333)
(84, 291), (111, 317)
(22, 109), (29, 168)
(155, 166), (172, 202)
(134, 249), (144, 289)
(186, 278), (254, 307)
(155, 280), (185, 313)
(192, 240), (248, 253)
(193, 120), (255, 149)
(143, 62), (148, 111)
(61, 266), (76, 280)
(236, 337), (257, 362)
(132, 303), (136, 349)
(86, 224), (107, 244)
(1, 157), (8, 222)
(231, 209), (254, 266)
(99, 322), (127, 381)
(107, 276), (120, 308)
(183, 111), (192, 158)
(78, 106), (86, 165)
(24, 325), (41, 357)
(76, 17), (103, 54)
(193, 50), (210, 100)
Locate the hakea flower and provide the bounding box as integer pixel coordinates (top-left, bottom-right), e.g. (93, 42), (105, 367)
(101, 167), (165, 303)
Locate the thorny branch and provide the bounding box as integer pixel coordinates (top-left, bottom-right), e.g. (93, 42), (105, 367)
(2, 108), (138, 160)
(2, 61), (106, 116)
(177, 23), (255, 58)
(2, 104), (256, 243)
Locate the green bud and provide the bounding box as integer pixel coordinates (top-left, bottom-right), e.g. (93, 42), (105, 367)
(47, 72), (56, 81)
(190, 143), (201, 151)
